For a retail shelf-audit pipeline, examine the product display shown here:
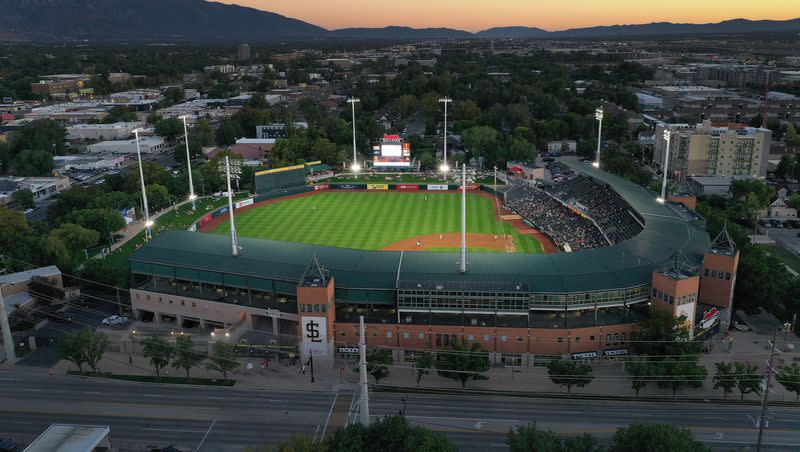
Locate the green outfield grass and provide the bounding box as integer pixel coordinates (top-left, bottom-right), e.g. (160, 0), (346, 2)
(214, 192), (543, 254)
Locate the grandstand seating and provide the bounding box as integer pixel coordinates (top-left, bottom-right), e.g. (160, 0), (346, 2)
(504, 174), (644, 252)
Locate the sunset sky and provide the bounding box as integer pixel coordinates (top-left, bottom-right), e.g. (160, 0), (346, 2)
(217, 1), (797, 31)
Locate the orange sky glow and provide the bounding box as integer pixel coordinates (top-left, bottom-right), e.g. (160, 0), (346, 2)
(216, 1), (798, 32)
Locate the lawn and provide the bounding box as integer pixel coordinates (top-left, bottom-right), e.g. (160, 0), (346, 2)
(762, 244), (800, 274)
(214, 192), (542, 254)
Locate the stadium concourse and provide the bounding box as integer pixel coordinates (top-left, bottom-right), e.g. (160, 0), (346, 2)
(128, 161), (740, 367)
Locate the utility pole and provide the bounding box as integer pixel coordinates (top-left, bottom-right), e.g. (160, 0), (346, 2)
(756, 331), (778, 452)
(0, 279), (16, 363)
(358, 315), (370, 426)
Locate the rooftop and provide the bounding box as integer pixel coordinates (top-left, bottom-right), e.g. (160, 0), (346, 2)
(24, 424), (110, 452)
(131, 163), (711, 295)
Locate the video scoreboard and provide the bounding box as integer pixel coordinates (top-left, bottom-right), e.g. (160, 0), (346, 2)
(373, 134), (411, 167)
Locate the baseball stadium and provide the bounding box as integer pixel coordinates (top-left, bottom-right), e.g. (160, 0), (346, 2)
(128, 160), (739, 366)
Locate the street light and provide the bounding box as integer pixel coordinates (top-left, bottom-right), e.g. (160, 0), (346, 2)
(347, 98), (360, 177)
(179, 115), (197, 210)
(657, 129), (671, 204)
(593, 107), (603, 168)
(439, 97), (452, 172)
(133, 129), (152, 240)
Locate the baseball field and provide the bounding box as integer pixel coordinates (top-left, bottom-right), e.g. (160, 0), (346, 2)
(212, 191), (547, 254)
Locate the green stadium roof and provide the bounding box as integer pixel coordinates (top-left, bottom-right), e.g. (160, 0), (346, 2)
(130, 163), (711, 295)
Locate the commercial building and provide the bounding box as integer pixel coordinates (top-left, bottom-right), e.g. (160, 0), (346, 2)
(66, 121), (143, 141)
(25, 103), (108, 124)
(54, 155), (127, 171)
(654, 120), (771, 178)
(256, 122), (309, 139)
(238, 43), (251, 61)
(129, 164), (736, 366)
(30, 74), (91, 97)
(87, 136), (165, 154)
(10, 176), (72, 200)
(546, 140), (577, 155)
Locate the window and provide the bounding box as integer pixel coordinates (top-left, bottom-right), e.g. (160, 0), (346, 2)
(386, 331), (392, 338)
(483, 335), (490, 342)
(468, 335), (475, 341)
(403, 333), (410, 339)
(575, 337), (580, 343)
(589, 335), (595, 341)
(718, 273), (724, 280)
(669, 296), (674, 305)
(340, 331), (346, 336)
(371, 331), (378, 337)
(516, 336), (524, 342)
(191, 301), (196, 308)
(557, 337), (563, 343)
(501, 336), (508, 342)
(418, 332), (425, 340)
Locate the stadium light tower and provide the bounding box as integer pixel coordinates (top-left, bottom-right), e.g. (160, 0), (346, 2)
(657, 129), (671, 204)
(133, 129), (153, 240)
(348, 98), (360, 176)
(179, 115), (197, 210)
(459, 163), (467, 274)
(593, 107), (603, 168)
(224, 156), (239, 256)
(439, 97), (452, 173)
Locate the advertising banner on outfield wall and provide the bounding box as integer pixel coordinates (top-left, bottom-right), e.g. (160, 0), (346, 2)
(235, 198), (254, 209)
(458, 184), (481, 190)
(395, 184), (419, 191)
(367, 183), (389, 190)
(427, 184), (448, 191)
(196, 214), (212, 227)
(212, 206), (229, 218)
(314, 184), (330, 191)
(335, 183), (361, 190)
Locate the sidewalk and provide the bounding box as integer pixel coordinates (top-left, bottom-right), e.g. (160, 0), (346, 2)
(40, 329), (799, 402)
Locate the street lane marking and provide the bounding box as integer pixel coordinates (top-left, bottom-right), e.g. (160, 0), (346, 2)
(196, 417), (216, 451)
(145, 427), (206, 433)
(321, 393), (338, 440)
(312, 424), (320, 443)
(22, 389), (42, 392)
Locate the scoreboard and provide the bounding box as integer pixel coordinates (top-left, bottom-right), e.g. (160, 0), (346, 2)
(373, 134), (411, 167)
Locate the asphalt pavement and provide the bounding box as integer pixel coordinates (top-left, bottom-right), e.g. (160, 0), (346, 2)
(1, 367), (798, 451)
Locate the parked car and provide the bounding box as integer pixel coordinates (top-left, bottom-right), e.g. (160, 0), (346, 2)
(0, 438), (17, 452)
(784, 220), (796, 228)
(787, 220), (800, 228)
(770, 219), (783, 228)
(101, 315), (129, 326)
(758, 219), (771, 227)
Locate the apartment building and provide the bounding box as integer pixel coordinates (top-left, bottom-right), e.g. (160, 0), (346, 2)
(654, 120), (771, 178)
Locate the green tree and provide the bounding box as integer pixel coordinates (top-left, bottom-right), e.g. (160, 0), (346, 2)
(655, 357), (707, 397)
(172, 335), (204, 379)
(11, 119), (66, 155)
(507, 422), (561, 452)
(102, 106), (138, 123)
(625, 356), (650, 396)
(194, 119), (216, 146)
(87, 191), (133, 211)
(415, 352), (434, 386)
(12, 148), (54, 176)
(325, 415), (455, 452)
(393, 94), (418, 119)
(776, 363), (800, 401)
(610, 423), (710, 452)
(729, 179), (774, 208)
(81, 328), (109, 373)
(435, 339), (491, 389)
(734, 362), (762, 400)
(206, 342), (239, 381)
(60, 330), (87, 372)
(142, 335), (173, 380)
(461, 125), (499, 162)
(713, 362), (737, 399)
(50, 223), (99, 252)
(144, 184), (170, 212)
(62, 208), (125, 237)
(216, 120), (245, 146)
(155, 117), (183, 141)
(11, 188), (34, 209)
(367, 348), (393, 384)
(249, 93), (269, 109)
(631, 311), (700, 357)
(547, 358), (594, 393)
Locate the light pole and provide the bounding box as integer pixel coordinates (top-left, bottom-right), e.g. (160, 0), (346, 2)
(658, 129), (671, 204)
(439, 97), (452, 173)
(179, 116), (197, 210)
(593, 107), (603, 168)
(348, 98), (361, 177)
(134, 129), (153, 240)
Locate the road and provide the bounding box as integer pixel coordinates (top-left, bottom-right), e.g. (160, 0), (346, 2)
(1, 368), (799, 451)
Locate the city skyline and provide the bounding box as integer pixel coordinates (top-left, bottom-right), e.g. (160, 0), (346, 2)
(218, 0), (797, 31)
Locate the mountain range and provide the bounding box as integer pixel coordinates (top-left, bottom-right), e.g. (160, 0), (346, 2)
(1, 0), (799, 42)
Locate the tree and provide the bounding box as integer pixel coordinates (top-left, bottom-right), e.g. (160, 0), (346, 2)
(154, 117), (183, 141)
(713, 362), (737, 399)
(325, 415), (456, 452)
(610, 423), (710, 452)
(60, 330), (87, 372)
(11, 188), (34, 209)
(436, 339), (491, 389)
(776, 363), (800, 401)
(10, 119), (66, 155)
(418, 152), (437, 171)
(62, 208), (126, 237)
(729, 179), (774, 208)
(102, 106), (138, 123)
(655, 357), (707, 397)
(194, 119), (216, 146)
(366, 348), (393, 384)
(142, 335), (173, 379)
(87, 191), (133, 211)
(172, 335), (204, 379)
(461, 125), (499, 162)
(625, 356), (650, 396)
(631, 310), (700, 357)
(50, 223), (99, 254)
(12, 148), (55, 176)
(415, 352), (434, 386)
(144, 183), (170, 212)
(206, 342), (239, 380)
(507, 422), (562, 452)
(547, 358), (594, 393)
(734, 362), (762, 400)
(216, 120), (245, 146)
(249, 93), (269, 109)
(82, 328), (109, 373)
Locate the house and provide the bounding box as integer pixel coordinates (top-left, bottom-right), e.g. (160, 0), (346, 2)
(763, 188), (798, 219)
(318, 97), (341, 111)
(208, 138), (274, 163)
